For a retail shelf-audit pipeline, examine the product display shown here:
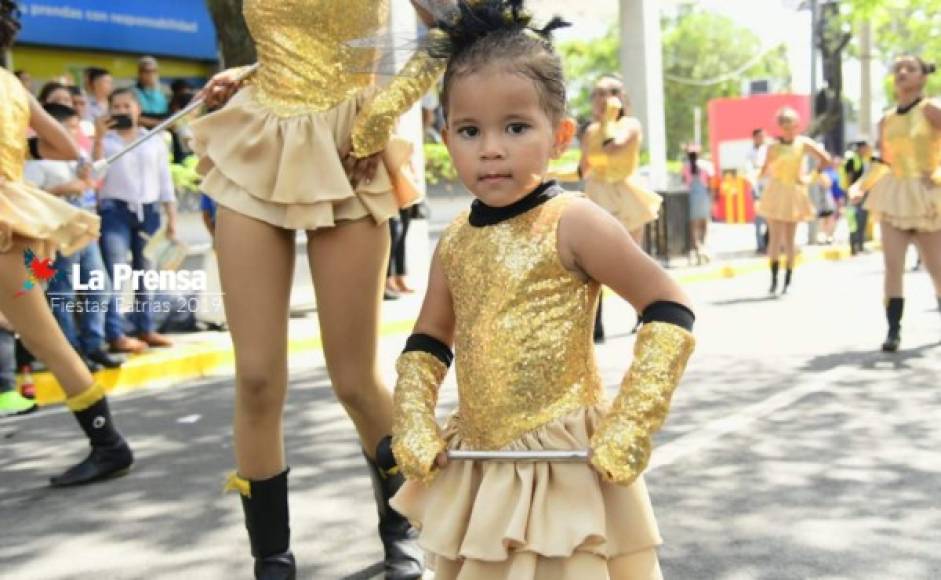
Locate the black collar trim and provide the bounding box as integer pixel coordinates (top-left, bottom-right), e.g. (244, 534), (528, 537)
(468, 181), (560, 227)
(897, 97), (923, 115)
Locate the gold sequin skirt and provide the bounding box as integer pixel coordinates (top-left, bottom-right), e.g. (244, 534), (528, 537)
(391, 405), (663, 580)
(864, 175), (941, 232)
(585, 179), (662, 232)
(755, 180), (816, 223)
(0, 178), (100, 258)
(189, 86), (405, 231)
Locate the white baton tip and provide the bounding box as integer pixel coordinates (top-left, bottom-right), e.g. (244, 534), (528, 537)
(91, 159), (108, 174)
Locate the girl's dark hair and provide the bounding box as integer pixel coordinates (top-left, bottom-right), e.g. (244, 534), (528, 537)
(1, 0), (20, 50)
(38, 81), (69, 104)
(896, 54), (937, 75)
(687, 151), (699, 175)
(432, 0), (570, 123)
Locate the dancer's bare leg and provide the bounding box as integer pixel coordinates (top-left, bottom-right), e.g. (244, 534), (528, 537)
(215, 207), (296, 480)
(914, 229), (941, 296)
(881, 223), (913, 299)
(307, 217), (393, 458)
(0, 239), (93, 397)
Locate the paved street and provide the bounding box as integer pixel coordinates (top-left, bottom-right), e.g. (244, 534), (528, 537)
(2, 247), (940, 579)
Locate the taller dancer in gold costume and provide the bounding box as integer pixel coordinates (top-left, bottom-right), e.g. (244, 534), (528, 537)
(850, 55), (941, 352)
(756, 107), (831, 294)
(190, 1), (444, 578)
(388, 3), (695, 578)
(0, 1), (133, 487)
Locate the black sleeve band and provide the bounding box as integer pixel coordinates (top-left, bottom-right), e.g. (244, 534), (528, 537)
(403, 333), (454, 367)
(641, 301), (695, 332)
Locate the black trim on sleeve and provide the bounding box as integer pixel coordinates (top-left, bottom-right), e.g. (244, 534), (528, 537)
(403, 333), (454, 367)
(641, 301), (695, 332)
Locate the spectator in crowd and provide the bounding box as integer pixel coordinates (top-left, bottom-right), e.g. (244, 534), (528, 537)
(83, 67), (112, 122)
(133, 56), (170, 129)
(746, 127), (770, 254)
(38, 81), (74, 108)
(94, 88), (177, 351)
(844, 140), (873, 255)
(201, 194), (217, 238)
(683, 144), (716, 265)
(0, 310), (36, 417)
(819, 154), (846, 244)
(66, 86), (95, 150)
(23, 104), (123, 371)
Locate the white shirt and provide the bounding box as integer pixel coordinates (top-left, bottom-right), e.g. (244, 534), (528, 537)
(98, 128), (175, 218)
(24, 159), (96, 209)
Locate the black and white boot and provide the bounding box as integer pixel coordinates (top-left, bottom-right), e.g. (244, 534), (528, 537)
(364, 436), (424, 580)
(50, 387), (133, 487)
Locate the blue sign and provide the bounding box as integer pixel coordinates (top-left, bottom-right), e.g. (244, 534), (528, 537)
(17, 1), (218, 60)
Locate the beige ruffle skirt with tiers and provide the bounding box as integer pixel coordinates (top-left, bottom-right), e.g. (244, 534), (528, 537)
(391, 406), (663, 580)
(864, 175), (941, 232)
(585, 179), (662, 232)
(0, 178), (100, 258)
(755, 180), (816, 223)
(190, 86), (406, 231)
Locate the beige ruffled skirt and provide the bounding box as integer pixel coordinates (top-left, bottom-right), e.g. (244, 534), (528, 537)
(190, 86), (406, 231)
(864, 175), (941, 232)
(585, 179), (662, 232)
(755, 179), (815, 223)
(391, 406), (663, 580)
(0, 178), (100, 258)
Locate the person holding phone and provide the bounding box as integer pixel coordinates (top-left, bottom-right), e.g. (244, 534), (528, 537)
(93, 87), (177, 352)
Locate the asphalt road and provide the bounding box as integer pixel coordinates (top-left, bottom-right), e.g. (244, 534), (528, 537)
(2, 250), (939, 580)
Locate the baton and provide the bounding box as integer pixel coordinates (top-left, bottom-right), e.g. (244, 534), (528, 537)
(447, 450), (590, 462)
(91, 63), (260, 175)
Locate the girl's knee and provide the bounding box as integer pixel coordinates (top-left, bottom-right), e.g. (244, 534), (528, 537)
(236, 368), (287, 417)
(330, 366), (382, 410)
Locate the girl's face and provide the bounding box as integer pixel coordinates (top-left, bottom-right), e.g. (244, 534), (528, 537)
(110, 93), (141, 126)
(892, 57), (926, 96)
(444, 68), (572, 207)
(778, 117), (798, 140)
(590, 81), (622, 119)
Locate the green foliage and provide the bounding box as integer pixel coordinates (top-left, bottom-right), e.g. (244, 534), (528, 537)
(557, 9), (790, 158)
(558, 26), (621, 122)
(660, 8), (790, 158)
(840, 0), (941, 100)
(423, 143), (457, 185)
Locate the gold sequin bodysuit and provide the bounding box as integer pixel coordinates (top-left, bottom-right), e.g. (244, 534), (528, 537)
(881, 100), (941, 179)
(243, 0), (443, 156)
(0, 68), (29, 182)
(864, 100), (941, 231)
(768, 137), (807, 185)
(437, 191), (603, 449)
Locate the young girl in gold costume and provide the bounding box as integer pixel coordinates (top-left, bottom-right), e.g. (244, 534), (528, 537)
(0, 1), (133, 487)
(388, 2), (695, 578)
(192, 1), (444, 578)
(756, 107), (831, 294)
(580, 76), (663, 246)
(850, 55), (941, 352)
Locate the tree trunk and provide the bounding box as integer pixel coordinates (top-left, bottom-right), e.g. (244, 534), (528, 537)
(205, 0), (257, 68)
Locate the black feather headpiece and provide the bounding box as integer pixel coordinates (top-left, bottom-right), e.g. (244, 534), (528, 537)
(428, 0), (571, 60)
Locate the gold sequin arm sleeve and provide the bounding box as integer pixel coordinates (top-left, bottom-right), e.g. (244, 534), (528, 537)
(392, 350), (449, 482)
(350, 40), (446, 158)
(856, 162), (892, 193)
(590, 322), (695, 486)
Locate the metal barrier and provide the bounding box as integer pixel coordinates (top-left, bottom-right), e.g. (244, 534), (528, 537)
(644, 189), (692, 267)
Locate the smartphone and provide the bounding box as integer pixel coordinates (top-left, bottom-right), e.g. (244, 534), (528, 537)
(111, 115), (133, 130)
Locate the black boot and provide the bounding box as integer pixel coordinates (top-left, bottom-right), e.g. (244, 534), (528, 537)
(769, 261), (780, 294)
(882, 297), (904, 352)
(50, 390), (133, 487)
(364, 437), (424, 580)
(229, 469), (296, 580)
(782, 268), (793, 294)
